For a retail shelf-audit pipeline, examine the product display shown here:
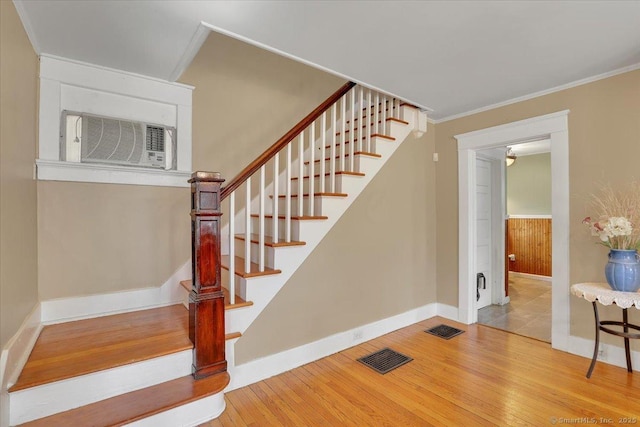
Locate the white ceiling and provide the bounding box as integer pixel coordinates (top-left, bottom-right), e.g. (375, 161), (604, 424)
(14, 1), (640, 121)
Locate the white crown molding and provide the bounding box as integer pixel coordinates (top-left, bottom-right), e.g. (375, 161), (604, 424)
(508, 214), (552, 219)
(436, 62), (640, 124)
(169, 22), (210, 82)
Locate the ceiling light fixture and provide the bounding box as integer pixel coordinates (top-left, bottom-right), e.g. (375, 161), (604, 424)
(506, 148), (517, 167)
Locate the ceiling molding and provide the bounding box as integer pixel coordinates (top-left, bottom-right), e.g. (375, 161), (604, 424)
(435, 62), (640, 124)
(168, 22), (210, 82)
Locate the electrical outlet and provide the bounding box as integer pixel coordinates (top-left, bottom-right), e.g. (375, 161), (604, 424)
(598, 345), (606, 358)
(353, 330), (364, 341)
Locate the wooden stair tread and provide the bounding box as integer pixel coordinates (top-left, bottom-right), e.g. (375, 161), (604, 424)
(234, 233), (306, 247)
(221, 255), (282, 278)
(324, 134), (396, 149)
(250, 214), (328, 220)
(20, 372), (230, 427)
(336, 117), (409, 135)
(179, 280), (253, 310)
(10, 305), (192, 392)
(271, 192), (348, 198)
(291, 171), (365, 180)
(304, 151), (381, 164)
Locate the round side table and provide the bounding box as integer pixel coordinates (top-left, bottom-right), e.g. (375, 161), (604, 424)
(570, 282), (640, 378)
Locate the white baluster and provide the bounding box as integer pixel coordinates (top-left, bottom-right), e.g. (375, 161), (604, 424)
(320, 112), (326, 193)
(330, 104), (336, 193)
(285, 143), (292, 242)
(375, 92), (380, 135)
(349, 88), (355, 172)
(244, 177), (251, 274)
(358, 86), (364, 154)
(229, 191), (235, 305)
(272, 152), (279, 244)
(309, 122), (315, 216)
(381, 95), (387, 136)
(340, 96), (346, 173)
(367, 89), (372, 153)
(259, 165), (265, 272)
(298, 132), (304, 217)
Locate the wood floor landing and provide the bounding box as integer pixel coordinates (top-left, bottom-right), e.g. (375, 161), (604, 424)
(204, 317), (640, 426)
(10, 304), (192, 392)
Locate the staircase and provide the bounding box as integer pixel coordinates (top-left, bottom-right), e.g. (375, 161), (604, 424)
(6, 83), (425, 426)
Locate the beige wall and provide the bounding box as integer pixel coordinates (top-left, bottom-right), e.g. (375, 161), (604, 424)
(180, 32), (438, 364)
(236, 129), (437, 364)
(37, 182), (189, 299)
(507, 153), (551, 215)
(435, 70), (640, 344)
(180, 32), (346, 180)
(0, 0), (39, 348)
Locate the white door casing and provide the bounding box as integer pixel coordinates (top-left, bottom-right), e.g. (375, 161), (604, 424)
(456, 110), (570, 352)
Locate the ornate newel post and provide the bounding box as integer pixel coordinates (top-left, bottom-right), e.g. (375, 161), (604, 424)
(189, 171), (227, 379)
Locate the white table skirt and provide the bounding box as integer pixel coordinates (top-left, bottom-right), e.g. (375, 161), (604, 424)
(571, 282), (640, 310)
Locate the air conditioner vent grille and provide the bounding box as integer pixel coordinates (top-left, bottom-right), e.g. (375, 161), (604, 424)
(146, 126), (165, 152)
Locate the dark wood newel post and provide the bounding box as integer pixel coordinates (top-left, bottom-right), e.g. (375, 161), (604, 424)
(189, 171), (227, 379)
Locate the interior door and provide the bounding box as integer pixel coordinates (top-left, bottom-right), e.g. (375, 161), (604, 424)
(476, 158), (493, 309)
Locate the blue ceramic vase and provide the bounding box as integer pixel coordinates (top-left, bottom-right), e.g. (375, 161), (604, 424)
(605, 249), (640, 292)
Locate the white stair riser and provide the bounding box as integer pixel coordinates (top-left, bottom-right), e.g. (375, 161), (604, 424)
(248, 217), (302, 241)
(233, 241), (277, 269)
(9, 350), (192, 425)
(290, 174), (344, 195)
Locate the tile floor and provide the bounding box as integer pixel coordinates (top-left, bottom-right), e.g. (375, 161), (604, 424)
(478, 274), (551, 342)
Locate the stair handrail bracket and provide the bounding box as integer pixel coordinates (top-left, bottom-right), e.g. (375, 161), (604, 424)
(189, 171), (228, 379)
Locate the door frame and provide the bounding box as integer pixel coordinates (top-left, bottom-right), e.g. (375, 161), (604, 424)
(455, 110), (570, 352)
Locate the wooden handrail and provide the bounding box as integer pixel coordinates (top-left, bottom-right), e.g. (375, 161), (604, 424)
(220, 81), (356, 201)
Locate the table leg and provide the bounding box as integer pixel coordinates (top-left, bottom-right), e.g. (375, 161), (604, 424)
(623, 308), (633, 373)
(587, 301), (600, 379)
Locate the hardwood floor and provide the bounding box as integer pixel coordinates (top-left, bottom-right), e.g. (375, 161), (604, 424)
(204, 317), (640, 426)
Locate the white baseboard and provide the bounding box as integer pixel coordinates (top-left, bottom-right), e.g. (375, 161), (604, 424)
(509, 271), (552, 282)
(0, 303), (42, 427)
(227, 302), (438, 391)
(436, 303), (459, 321)
(568, 335), (639, 374)
(41, 261), (190, 324)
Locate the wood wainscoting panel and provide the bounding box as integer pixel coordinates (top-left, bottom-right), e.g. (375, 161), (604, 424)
(507, 218), (552, 277)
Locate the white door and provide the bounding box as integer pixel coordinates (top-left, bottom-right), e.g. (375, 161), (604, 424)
(476, 158), (492, 309)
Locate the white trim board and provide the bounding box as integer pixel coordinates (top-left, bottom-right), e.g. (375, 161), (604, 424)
(0, 304), (42, 427)
(455, 110), (570, 355)
(509, 271), (552, 282)
(508, 214), (552, 219)
(227, 302), (457, 391)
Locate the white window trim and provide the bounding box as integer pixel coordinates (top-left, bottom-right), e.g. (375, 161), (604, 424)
(37, 55), (194, 187)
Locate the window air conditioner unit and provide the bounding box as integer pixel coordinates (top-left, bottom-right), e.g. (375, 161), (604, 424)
(61, 111), (176, 170)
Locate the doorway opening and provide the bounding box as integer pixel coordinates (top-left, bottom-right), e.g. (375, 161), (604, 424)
(476, 141), (552, 343)
(455, 110), (570, 352)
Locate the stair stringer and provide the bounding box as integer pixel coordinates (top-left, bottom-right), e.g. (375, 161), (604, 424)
(224, 118), (413, 353)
